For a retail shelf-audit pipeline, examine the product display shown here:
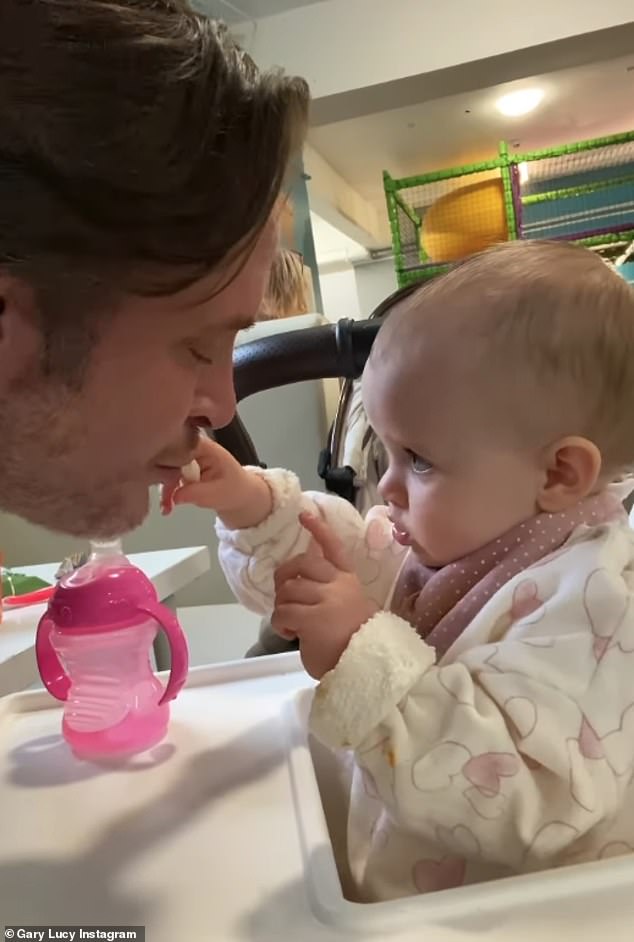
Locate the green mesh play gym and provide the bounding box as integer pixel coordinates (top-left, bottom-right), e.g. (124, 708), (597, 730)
(384, 128), (634, 287)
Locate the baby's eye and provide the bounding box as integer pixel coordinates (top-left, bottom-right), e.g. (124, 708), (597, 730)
(406, 449), (432, 474)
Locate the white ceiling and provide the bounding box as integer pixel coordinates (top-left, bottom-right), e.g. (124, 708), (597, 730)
(309, 53), (634, 230)
(191, 4), (634, 260)
(196, 0), (327, 23)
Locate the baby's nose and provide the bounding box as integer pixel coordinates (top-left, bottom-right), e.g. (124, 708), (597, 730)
(378, 470), (406, 507)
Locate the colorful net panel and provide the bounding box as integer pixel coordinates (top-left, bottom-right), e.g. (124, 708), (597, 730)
(518, 140), (634, 243)
(385, 131), (634, 288)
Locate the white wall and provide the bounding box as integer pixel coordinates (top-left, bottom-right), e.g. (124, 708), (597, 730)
(306, 148), (382, 248)
(252, 0), (634, 102)
(318, 258), (398, 324)
(354, 258), (398, 319)
(318, 265), (362, 323)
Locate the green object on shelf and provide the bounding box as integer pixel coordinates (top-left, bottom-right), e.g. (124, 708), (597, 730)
(1, 570), (51, 598)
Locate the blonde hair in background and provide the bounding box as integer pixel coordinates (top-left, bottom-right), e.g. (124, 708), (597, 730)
(259, 248), (314, 319)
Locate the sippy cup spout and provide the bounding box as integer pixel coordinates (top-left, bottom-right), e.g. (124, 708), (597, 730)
(88, 538), (127, 562)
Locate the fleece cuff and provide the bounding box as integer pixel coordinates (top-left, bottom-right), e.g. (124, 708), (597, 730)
(214, 467), (303, 551)
(309, 611), (436, 750)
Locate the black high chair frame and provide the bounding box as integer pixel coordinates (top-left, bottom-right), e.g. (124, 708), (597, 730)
(213, 282), (422, 489)
(213, 317), (381, 481)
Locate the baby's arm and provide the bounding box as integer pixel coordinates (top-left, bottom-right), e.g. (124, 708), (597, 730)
(166, 437), (273, 529)
(173, 437), (406, 618)
(310, 560), (634, 870)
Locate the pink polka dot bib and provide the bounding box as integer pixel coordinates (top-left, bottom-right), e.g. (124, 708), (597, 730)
(390, 491), (625, 658)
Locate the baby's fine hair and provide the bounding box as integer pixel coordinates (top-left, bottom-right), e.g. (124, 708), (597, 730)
(378, 240), (634, 476)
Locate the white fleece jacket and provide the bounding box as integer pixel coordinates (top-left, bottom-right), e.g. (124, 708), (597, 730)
(216, 468), (634, 901)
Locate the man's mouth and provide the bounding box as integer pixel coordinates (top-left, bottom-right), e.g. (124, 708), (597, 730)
(154, 463), (193, 487)
(154, 438), (201, 480)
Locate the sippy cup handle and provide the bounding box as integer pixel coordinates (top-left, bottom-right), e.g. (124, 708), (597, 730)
(139, 601), (189, 704)
(35, 615), (70, 701)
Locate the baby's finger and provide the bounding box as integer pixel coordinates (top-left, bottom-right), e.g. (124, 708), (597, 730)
(273, 623), (297, 641)
(304, 535), (324, 560)
(274, 554), (336, 588)
(192, 433), (224, 461)
(189, 436), (239, 479)
(160, 482), (178, 516)
(180, 459), (201, 484)
(271, 604), (320, 638)
(299, 512), (352, 572)
(172, 481), (221, 509)
(161, 438), (223, 515)
(275, 577), (324, 607)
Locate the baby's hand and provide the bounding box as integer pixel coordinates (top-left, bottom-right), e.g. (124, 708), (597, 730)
(272, 512), (377, 679)
(166, 437), (273, 529)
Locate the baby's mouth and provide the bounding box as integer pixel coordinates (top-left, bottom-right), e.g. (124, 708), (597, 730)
(390, 521), (412, 547)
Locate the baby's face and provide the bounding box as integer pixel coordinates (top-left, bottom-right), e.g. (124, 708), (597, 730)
(362, 351), (545, 568)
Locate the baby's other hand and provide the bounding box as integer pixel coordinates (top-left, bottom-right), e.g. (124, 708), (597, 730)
(272, 512), (377, 679)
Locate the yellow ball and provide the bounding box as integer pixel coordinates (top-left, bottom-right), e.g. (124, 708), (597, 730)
(421, 178), (508, 263)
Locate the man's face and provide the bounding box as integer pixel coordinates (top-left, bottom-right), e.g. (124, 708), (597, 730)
(0, 224), (277, 537)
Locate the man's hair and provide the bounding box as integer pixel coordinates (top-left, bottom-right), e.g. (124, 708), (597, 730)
(377, 240), (634, 476)
(0, 0), (309, 327)
(258, 248), (310, 319)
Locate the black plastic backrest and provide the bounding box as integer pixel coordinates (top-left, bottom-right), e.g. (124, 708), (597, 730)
(213, 318), (381, 465)
(213, 282), (422, 467)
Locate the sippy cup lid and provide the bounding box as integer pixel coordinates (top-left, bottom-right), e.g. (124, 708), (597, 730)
(36, 538), (190, 705)
(47, 538), (160, 632)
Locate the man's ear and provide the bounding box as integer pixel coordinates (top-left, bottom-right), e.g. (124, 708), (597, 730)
(0, 273), (42, 386)
(537, 436), (602, 513)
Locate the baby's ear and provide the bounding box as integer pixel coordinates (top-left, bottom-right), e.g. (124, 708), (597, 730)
(537, 437), (602, 512)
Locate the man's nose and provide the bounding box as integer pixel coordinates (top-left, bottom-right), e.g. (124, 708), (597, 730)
(190, 356), (237, 430)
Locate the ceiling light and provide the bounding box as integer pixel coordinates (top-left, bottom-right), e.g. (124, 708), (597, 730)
(496, 88), (543, 117)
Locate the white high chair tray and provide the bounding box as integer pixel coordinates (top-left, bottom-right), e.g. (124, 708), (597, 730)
(0, 653), (632, 942)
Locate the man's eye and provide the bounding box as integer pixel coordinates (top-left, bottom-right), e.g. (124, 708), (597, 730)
(189, 347), (213, 365)
(406, 449), (432, 474)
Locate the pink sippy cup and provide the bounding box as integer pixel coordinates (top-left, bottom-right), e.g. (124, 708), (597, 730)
(35, 540), (189, 760)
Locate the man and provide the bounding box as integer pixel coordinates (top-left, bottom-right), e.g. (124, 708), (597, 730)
(0, 0), (308, 538)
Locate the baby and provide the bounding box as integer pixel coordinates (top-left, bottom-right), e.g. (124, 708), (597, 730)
(171, 240), (634, 901)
